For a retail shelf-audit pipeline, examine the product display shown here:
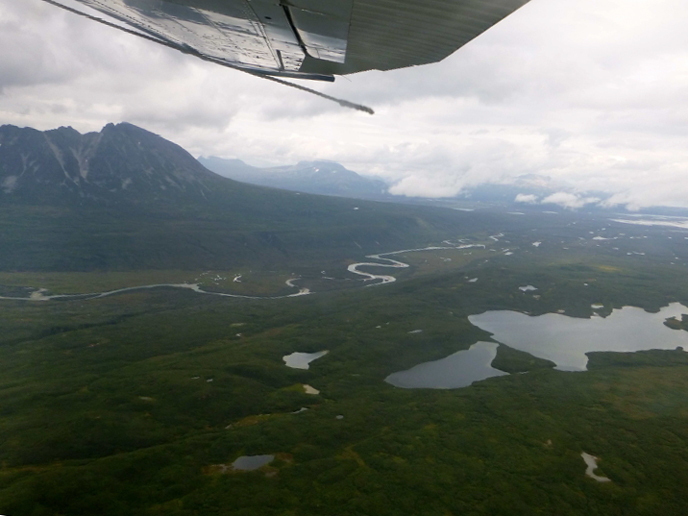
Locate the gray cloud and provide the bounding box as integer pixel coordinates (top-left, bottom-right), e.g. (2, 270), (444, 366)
(515, 194), (538, 204)
(541, 192), (601, 210)
(0, 2), (78, 90)
(2, 0), (688, 210)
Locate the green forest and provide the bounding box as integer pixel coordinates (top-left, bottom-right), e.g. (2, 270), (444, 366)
(2, 207), (688, 515)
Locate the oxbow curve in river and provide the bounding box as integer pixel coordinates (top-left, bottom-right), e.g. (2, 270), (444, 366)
(348, 244), (485, 285)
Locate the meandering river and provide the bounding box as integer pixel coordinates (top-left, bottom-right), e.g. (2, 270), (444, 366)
(347, 244), (484, 285)
(0, 280), (310, 302)
(0, 243), (484, 301)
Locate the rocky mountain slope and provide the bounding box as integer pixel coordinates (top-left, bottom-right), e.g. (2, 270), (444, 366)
(0, 123), (228, 204)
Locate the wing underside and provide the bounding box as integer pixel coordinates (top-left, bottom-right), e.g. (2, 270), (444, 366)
(71, 0), (531, 79)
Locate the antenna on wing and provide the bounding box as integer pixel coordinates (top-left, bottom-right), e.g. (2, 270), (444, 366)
(40, 0), (374, 115)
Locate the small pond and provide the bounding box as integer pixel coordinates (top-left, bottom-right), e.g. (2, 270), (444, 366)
(232, 455), (274, 471)
(385, 341), (508, 389)
(581, 452), (611, 482)
(469, 303), (688, 371)
(302, 384), (319, 394)
(283, 350), (328, 369)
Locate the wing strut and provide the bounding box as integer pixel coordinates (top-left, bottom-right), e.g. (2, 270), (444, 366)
(40, 0), (374, 114)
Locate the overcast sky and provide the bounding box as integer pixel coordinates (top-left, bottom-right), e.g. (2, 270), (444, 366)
(1, 0), (687, 209)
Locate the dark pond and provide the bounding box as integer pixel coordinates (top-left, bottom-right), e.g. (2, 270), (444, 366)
(232, 455), (274, 471)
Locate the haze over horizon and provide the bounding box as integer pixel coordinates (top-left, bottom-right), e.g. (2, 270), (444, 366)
(2, 0), (687, 210)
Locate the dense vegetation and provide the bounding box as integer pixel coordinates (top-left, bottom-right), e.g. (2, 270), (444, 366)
(2, 207), (688, 515)
(0, 193), (519, 273)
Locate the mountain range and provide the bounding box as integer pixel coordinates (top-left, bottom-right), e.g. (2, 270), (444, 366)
(198, 155), (618, 212)
(199, 156), (389, 200)
(0, 122), (493, 272)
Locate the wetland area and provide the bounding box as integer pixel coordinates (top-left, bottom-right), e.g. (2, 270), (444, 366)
(2, 210), (688, 515)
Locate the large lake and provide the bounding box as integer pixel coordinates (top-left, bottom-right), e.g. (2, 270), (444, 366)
(386, 303), (688, 389)
(469, 303), (688, 371)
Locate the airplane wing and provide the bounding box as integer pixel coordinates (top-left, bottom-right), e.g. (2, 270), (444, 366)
(70, 0), (531, 81)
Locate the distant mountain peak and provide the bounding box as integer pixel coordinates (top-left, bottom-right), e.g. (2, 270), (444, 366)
(199, 156), (389, 200)
(295, 159), (341, 168)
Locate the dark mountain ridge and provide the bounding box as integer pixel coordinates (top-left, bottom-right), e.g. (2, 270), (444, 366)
(0, 122), (228, 205)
